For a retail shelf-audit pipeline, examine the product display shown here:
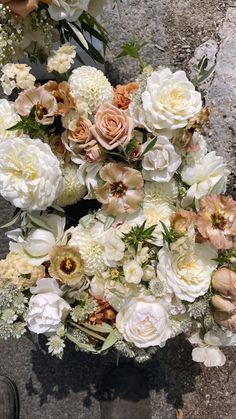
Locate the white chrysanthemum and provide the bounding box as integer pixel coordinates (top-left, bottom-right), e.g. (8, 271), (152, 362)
(55, 164), (86, 207)
(0, 99), (21, 137)
(47, 43), (76, 74)
(143, 200), (174, 246)
(69, 222), (106, 276)
(69, 66), (114, 114)
(144, 179), (178, 205)
(130, 68), (202, 133)
(48, 0), (89, 22)
(0, 136), (62, 211)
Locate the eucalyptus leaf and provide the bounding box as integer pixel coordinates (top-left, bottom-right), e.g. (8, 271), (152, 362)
(101, 330), (118, 352)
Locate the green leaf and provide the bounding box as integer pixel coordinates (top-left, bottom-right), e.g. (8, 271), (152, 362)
(101, 330), (118, 352)
(69, 322), (106, 342)
(143, 137), (158, 154)
(104, 216), (115, 231)
(125, 137), (138, 157)
(66, 332), (97, 352)
(83, 322), (113, 334)
(0, 211), (21, 229)
(210, 177), (226, 195)
(27, 214), (53, 232)
(51, 204), (65, 214)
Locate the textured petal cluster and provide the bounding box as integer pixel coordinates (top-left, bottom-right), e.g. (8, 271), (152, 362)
(0, 63), (35, 95)
(116, 296), (172, 348)
(47, 43), (76, 74)
(69, 66), (114, 114)
(130, 68), (202, 133)
(0, 136), (62, 211)
(55, 164), (86, 207)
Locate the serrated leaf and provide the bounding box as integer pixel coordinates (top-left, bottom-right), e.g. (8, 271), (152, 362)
(143, 137), (158, 154)
(101, 329), (118, 352)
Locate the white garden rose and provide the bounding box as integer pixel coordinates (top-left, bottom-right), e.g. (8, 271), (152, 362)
(0, 136), (62, 211)
(48, 0), (89, 22)
(69, 66), (114, 114)
(123, 260), (143, 284)
(156, 234), (218, 302)
(131, 68), (202, 132)
(181, 151), (229, 206)
(116, 296), (172, 348)
(142, 136), (181, 182)
(0, 99), (21, 137)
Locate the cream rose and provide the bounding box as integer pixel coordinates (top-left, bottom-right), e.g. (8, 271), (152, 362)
(116, 296), (172, 348)
(131, 68), (202, 132)
(0, 136), (62, 211)
(90, 104), (133, 150)
(142, 136), (181, 182)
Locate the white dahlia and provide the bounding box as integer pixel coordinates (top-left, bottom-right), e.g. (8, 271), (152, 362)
(0, 99), (21, 138)
(55, 164), (86, 207)
(0, 136), (62, 211)
(144, 179), (178, 205)
(68, 66), (114, 114)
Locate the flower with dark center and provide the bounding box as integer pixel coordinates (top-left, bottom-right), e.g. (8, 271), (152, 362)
(49, 246), (84, 285)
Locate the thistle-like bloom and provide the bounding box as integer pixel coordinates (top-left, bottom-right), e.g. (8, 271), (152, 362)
(49, 246), (84, 285)
(95, 163), (144, 216)
(197, 194), (236, 249)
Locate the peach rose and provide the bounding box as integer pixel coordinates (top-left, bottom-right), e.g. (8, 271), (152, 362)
(85, 144), (105, 162)
(68, 118), (95, 149)
(44, 81), (75, 117)
(90, 104), (133, 151)
(0, 0), (50, 18)
(113, 82), (139, 110)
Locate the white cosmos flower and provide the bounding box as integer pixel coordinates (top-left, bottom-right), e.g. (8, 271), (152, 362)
(181, 151), (229, 206)
(48, 0), (89, 21)
(130, 68), (202, 133)
(116, 296), (172, 348)
(123, 260), (143, 284)
(142, 136), (181, 182)
(0, 136), (62, 211)
(156, 233), (218, 302)
(0, 99), (21, 137)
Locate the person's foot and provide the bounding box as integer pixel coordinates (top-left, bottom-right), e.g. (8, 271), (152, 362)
(0, 376), (19, 419)
(100, 365), (151, 419)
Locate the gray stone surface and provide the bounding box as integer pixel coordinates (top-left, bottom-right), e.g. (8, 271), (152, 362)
(0, 1), (236, 418)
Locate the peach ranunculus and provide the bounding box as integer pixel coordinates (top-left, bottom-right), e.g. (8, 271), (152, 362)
(90, 104), (133, 151)
(113, 82), (139, 110)
(95, 162), (144, 216)
(196, 194), (236, 250)
(14, 86), (58, 125)
(0, 0), (50, 18)
(44, 81), (75, 116)
(170, 209), (197, 234)
(212, 268), (236, 297)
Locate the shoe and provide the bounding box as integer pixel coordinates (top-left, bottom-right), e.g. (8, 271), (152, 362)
(0, 376), (19, 419)
(100, 365), (151, 419)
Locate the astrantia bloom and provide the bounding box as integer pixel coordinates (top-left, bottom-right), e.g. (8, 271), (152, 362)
(196, 195), (236, 249)
(95, 163), (144, 216)
(49, 246), (85, 285)
(0, 136), (62, 211)
(69, 66), (114, 114)
(14, 86), (58, 125)
(130, 68), (202, 133)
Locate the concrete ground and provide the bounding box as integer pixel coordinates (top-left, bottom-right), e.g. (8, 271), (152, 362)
(1, 1), (236, 418)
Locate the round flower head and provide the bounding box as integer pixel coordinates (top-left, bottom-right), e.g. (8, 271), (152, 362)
(95, 163), (144, 216)
(55, 163), (86, 207)
(49, 246), (85, 285)
(197, 194), (236, 249)
(68, 66), (114, 114)
(0, 136), (62, 211)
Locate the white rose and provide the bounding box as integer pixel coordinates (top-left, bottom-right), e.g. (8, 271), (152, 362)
(116, 296), (172, 348)
(142, 136), (181, 182)
(0, 99), (21, 137)
(25, 293), (70, 334)
(0, 136), (62, 211)
(157, 236), (218, 302)
(123, 260), (143, 284)
(30, 277), (62, 296)
(181, 151), (229, 206)
(103, 229), (125, 266)
(48, 0), (89, 22)
(7, 214), (66, 266)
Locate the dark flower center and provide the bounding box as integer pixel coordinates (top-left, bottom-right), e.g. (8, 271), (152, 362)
(36, 103), (48, 120)
(111, 181), (127, 197)
(60, 257), (76, 275)
(211, 213), (227, 230)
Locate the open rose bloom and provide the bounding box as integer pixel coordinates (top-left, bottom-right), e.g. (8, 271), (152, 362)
(1, 60), (236, 368)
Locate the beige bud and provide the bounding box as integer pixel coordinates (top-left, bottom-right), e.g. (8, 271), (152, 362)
(212, 295), (236, 313)
(212, 268), (236, 297)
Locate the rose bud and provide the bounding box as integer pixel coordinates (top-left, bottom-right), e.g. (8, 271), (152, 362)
(211, 295), (236, 313)
(212, 268), (236, 297)
(214, 311), (236, 331)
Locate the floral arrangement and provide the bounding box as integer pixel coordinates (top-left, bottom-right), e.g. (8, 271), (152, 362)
(0, 52), (235, 367)
(0, 0), (111, 65)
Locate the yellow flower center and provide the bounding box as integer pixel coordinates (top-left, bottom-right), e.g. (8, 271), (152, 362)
(169, 88), (185, 109)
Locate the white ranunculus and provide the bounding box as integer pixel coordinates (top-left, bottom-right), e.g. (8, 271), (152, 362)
(77, 161), (103, 199)
(0, 136), (62, 211)
(48, 0), (89, 22)
(142, 136), (181, 182)
(123, 260), (143, 284)
(69, 66), (114, 114)
(181, 151), (229, 206)
(25, 292), (70, 334)
(30, 277), (62, 296)
(130, 68), (202, 132)
(7, 214), (66, 266)
(116, 296), (172, 348)
(0, 99), (21, 137)
(103, 229), (125, 266)
(156, 234), (218, 302)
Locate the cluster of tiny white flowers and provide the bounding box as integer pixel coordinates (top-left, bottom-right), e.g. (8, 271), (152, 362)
(0, 5), (24, 65)
(26, 8), (55, 58)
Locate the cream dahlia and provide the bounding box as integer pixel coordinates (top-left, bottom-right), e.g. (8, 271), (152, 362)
(55, 163), (87, 207)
